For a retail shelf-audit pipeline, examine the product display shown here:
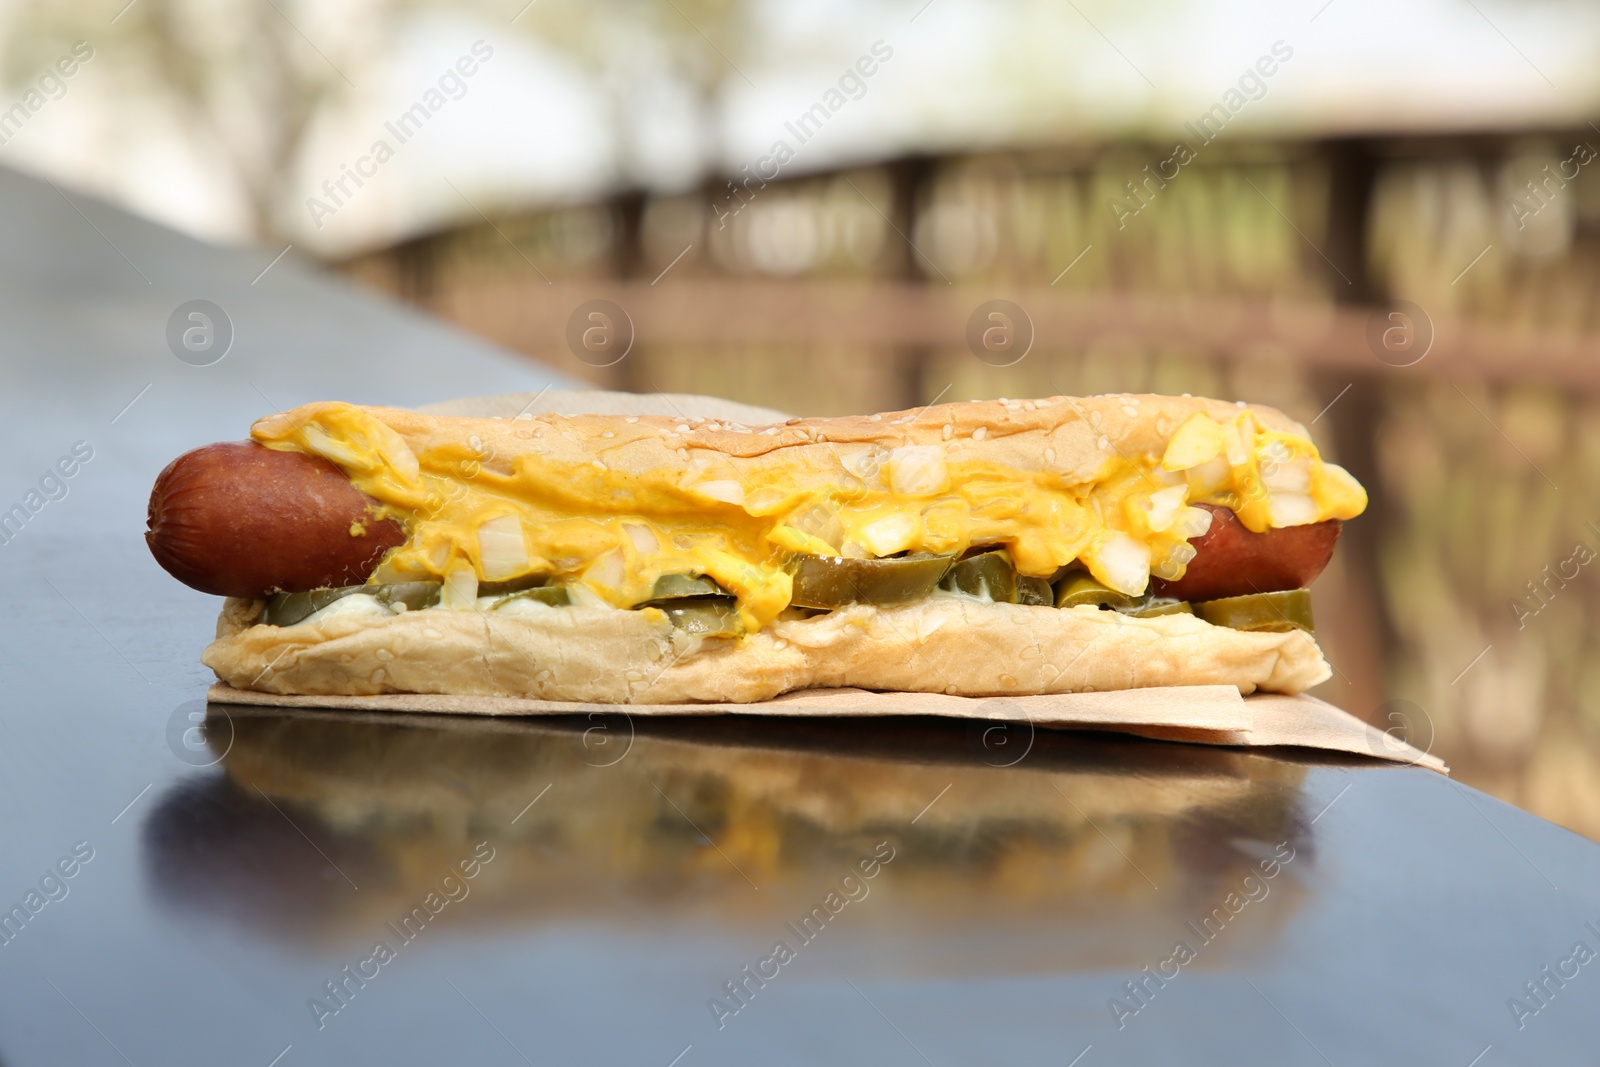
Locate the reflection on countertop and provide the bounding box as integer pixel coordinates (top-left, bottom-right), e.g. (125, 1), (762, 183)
(143, 706), (1323, 975)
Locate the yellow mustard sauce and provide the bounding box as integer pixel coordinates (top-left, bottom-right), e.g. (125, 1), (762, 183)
(253, 404), (1367, 632)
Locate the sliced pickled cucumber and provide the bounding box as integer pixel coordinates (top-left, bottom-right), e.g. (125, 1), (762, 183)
(941, 550), (1017, 603)
(787, 552), (954, 609)
(1054, 572), (1142, 610)
(642, 573), (728, 603)
(478, 574), (553, 597)
(657, 597), (742, 636)
(263, 586), (364, 626)
(1015, 576), (1055, 606)
(1195, 589), (1313, 634)
(492, 585), (571, 609)
(1128, 599), (1193, 618)
(263, 581), (443, 626)
(376, 581), (442, 612)
(940, 549), (1056, 606)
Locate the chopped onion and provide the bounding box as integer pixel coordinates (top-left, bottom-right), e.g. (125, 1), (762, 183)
(691, 479), (746, 506)
(584, 548), (625, 592)
(1185, 455), (1232, 495)
(477, 514), (530, 580)
(1160, 414), (1225, 471)
(1149, 466), (1186, 487)
(1267, 491), (1320, 527)
(1220, 420), (1251, 467)
(1174, 506), (1214, 540)
(888, 445), (950, 496)
(1143, 485), (1189, 533)
(790, 503), (843, 549)
(1093, 531), (1151, 595)
(441, 567), (479, 610)
(841, 447), (887, 482)
(301, 426), (368, 471)
(303, 417), (420, 481)
(1323, 462), (1364, 498)
(860, 513), (919, 556)
(1152, 540), (1198, 581)
(623, 522), (660, 555)
(1260, 455), (1311, 493)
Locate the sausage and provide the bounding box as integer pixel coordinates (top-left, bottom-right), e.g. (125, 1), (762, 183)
(1152, 503), (1340, 602)
(146, 447), (1336, 603)
(146, 442), (404, 598)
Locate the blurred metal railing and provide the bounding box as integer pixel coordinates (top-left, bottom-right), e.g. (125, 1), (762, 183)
(336, 130), (1600, 841)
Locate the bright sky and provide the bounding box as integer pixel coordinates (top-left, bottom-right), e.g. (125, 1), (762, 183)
(1, 0), (1595, 254)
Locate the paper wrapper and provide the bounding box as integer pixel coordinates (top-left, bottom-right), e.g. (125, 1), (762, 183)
(206, 389), (1445, 774)
(206, 682), (1445, 772)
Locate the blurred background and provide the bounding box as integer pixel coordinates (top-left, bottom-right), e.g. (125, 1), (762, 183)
(5, 0), (1600, 836)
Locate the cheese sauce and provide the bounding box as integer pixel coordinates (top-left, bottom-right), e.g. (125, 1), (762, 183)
(254, 403), (1367, 632)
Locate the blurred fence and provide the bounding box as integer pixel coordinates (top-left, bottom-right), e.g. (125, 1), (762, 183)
(338, 130), (1600, 839)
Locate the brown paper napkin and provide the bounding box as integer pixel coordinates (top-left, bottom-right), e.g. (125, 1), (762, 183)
(205, 682), (1443, 772)
(205, 390), (1445, 774)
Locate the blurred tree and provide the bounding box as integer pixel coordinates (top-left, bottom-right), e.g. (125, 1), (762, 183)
(517, 0), (754, 184)
(0, 0), (759, 243)
(0, 0), (391, 240)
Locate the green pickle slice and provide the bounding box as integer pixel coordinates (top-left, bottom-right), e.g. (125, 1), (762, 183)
(263, 580), (443, 626)
(787, 553), (954, 609)
(377, 581), (443, 612)
(263, 586), (363, 626)
(657, 597), (742, 637)
(940, 550), (1017, 603)
(939, 549), (1056, 606)
(1015, 576), (1055, 606)
(492, 585), (571, 609)
(1128, 599), (1193, 618)
(640, 573), (728, 603)
(1195, 589), (1314, 634)
(1054, 572), (1142, 611)
(478, 574), (554, 597)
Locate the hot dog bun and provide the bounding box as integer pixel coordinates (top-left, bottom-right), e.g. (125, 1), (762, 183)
(188, 390), (1357, 702)
(204, 589), (1330, 701)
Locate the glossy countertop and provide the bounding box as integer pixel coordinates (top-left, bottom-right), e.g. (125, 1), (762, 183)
(2, 166), (1599, 1066)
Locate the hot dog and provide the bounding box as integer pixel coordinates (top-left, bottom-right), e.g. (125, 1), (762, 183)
(147, 465), (1339, 601)
(153, 392), (1367, 703)
(146, 442), (403, 598)
(1151, 504), (1340, 602)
